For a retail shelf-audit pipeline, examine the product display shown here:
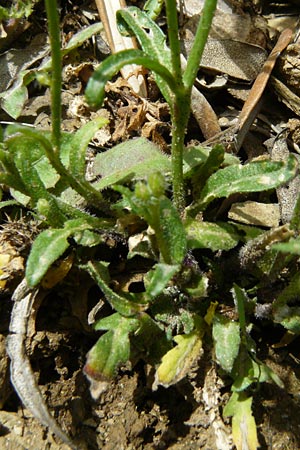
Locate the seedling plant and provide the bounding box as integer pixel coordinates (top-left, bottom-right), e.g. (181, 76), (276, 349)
(1, 0), (300, 448)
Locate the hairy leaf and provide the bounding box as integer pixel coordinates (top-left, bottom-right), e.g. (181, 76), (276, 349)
(118, 182), (187, 265)
(191, 144), (224, 197)
(153, 317), (205, 388)
(83, 261), (145, 316)
(92, 137), (171, 190)
(62, 23), (103, 53)
(26, 219), (91, 287)
(86, 49), (175, 108)
(224, 392), (259, 450)
(144, 263), (179, 300)
(68, 117), (108, 180)
(212, 314), (240, 373)
(117, 7), (173, 105)
(189, 155), (298, 214)
(183, 146), (240, 178)
(1, 24), (103, 119)
(185, 219), (240, 251)
(272, 272), (300, 333)
(84, 313), (140, 379)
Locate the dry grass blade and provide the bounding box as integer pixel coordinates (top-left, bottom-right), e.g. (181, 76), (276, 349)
(94, 0), (147, 97)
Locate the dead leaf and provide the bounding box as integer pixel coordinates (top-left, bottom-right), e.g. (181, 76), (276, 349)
(228, 201), (280, 227)
(236, 28), (293, 150)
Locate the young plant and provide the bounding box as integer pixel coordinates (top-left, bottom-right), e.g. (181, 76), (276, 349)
(86, 0), (218, 213)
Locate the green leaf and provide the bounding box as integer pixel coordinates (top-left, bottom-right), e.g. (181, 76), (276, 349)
(144, 263), (179, 300)
(118, 178), (187, 265)
(191, 144), (224, 197)
(185, 219), (240, 251)
(117, 7), (173, 104)
(230, 335), (284, 391)
(5, 133), (67, 225)
(153, 317), (205, 388)
(156, 197), (187, 264)
(68, 117), (108, 180)
(26, 219), (92, 287)
(143, 0), (164, 20)
(86, 49), (176, 109)
(132, 312), (172, 364)
(212, 314), (240, 373)
(224, 392), (259, 450)
(92, 137), (171, 190)
(84, 313), (140, 380)
(83, 261), (145, 316)
(1, 24), (104, 119)
(1, 82), (28, 119)
(189, 155), (298, 214)
(273, 237), (300, 255)
(0, 147), (29, 195)
(0, 69), (39, 119)
(272, 273), (300, 333)
(62, 23), (103, 53)
(182, 146), (240, 178)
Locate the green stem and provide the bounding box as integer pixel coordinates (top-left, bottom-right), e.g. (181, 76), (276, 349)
(171, 92), (190, 214)
(164, 0), (217, 213)
(183, 0), (217, 89)
(164, 0), (183, 85)
(164, 0), (188, 213)
(45, 0), (62, 153)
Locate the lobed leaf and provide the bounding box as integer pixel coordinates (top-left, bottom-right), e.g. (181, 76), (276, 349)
(153, 316), (205, 389)
(84, 313), (140, 380)
(224, 392), (259, 450)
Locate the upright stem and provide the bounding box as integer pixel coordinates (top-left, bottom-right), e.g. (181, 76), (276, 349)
(164, 0), (182, 86)
(45, 0), (62, 153)
(183, 0), (217, 90)
(164, 0), (217, 213)
(164, 0), (186, 213)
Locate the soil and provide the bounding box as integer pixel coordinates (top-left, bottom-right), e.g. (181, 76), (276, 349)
(1, 294), (300, 450)
(1, 1), (300, 449)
